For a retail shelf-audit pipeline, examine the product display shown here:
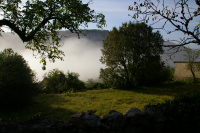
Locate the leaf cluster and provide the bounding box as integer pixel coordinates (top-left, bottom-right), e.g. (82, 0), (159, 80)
(145, 93), (200, 132)
(100, 22), (166, 89)
(43, 69), (86, 93)
(0, 0), (106, 69)
(0, 48), (38, 110)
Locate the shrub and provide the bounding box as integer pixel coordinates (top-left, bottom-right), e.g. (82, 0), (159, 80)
(43, 69), (66, 93)
(44, 69), (86, 93)
(86, 82), (107, 90)
(158, 65), (175, 83)
(85, 78), (107, 90)
(144, 93), (200, 132)
(0, 48), (38, 110)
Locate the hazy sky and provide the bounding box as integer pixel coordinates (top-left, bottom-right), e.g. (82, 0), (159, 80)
(84, 0), (199, 48)
(0, 0), (199, 81)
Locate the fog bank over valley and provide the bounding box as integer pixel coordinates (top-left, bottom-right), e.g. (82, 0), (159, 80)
(0, 30), (190, 81)
(0, 30), (108, 81)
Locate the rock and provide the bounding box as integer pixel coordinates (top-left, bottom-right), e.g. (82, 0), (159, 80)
(143, 107), (156, 115)
(101, 110), (125, 130)
(82, 112), (101, 127)
(70, 114), (81, 124)
(124, 108), (144, 117)
(143, 106), (166, 123)
(143, 106), (164, 116)
(70, 112), (101, 128)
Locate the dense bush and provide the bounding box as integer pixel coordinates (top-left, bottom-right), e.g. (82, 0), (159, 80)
(157, 65), (174, 83)
(44, 69), (86, 93)
(144, 93), (200, 132)
(86, 82), (107, 90)
(85, 78), (107, 90)
(0, 48), (38, 110)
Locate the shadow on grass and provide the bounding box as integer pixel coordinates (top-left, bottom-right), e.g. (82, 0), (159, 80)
(121, 82), (200, 97)
(0, 94), (76, 123)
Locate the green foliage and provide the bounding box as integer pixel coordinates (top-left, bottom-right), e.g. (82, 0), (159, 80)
(159, 65), (175, 82)
(100, 22), (165, 89)
(178, 77), (200, 85)
(86, 82), (107, 90)
(43, 69), (66, 93)
(85, 78), (95, 87)
(0, 48), (38, 110)
(0, 0), (106, 69)
(85, 78), (107, 90)
(145, 93), (200, 132)
(183, 47), (200, 84)
(44, 69), (86, 93)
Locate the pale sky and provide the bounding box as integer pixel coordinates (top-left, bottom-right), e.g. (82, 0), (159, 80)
(83, 0), (199, 48)
(2, 0), (199, 44)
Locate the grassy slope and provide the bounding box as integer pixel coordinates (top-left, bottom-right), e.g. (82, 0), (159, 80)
(1, 82), (200, 122)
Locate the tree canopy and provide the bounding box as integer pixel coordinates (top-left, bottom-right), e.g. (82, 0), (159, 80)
(0, 48), (37, 110)
(129, 0), (200, 47)
(0, 0), (106, 69)
(100, 22), (166, 89)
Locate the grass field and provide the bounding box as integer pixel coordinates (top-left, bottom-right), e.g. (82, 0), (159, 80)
(1, 82), (200, 122)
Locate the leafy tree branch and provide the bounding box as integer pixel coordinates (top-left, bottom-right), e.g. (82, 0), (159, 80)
(0, 0), (106, 69)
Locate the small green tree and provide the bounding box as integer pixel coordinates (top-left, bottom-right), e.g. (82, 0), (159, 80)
(0, 48), (37, 110)
(183, 47), (200, 84)
(65, 71), (86, 91)
(100, 22), (165, 89)
(44, 69), (85, 93)
(43, 69), (66, 93)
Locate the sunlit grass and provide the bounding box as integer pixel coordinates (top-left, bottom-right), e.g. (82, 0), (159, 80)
(1, 82), (200, 122)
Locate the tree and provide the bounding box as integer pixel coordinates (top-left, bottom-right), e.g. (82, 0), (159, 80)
(0, 0), (106, 69)
(129, 0), (200, 47)
(43, 69), (66, 93)
(183, 47), (200, 83)
(100, 22), (165, 89)
(0, 48), (37, 110)
(44, 69), (85, 93)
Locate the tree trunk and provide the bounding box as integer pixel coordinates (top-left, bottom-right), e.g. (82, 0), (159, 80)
(191, 69), (196, 84)
(122, 62), (131, 88)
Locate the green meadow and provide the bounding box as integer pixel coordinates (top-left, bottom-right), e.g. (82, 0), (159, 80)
(1, 82), (200, 122)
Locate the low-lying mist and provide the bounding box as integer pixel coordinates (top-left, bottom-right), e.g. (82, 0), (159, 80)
(0, 31), (193, 82)
(0, 32), (105, 82)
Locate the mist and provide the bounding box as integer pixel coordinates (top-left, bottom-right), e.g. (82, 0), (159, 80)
(0, 32), (105, 82)
(1, 30), (196, 82)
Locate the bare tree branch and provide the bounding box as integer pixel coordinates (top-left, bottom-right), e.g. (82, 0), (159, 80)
(129, 0), (200, 47)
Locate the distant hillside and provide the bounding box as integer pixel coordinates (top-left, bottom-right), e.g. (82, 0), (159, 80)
(59, 30), (109, 42)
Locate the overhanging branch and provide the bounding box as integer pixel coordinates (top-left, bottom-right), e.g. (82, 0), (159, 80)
(0, 16), (52, 42)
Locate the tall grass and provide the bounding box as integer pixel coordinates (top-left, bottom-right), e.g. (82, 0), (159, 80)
(0, 82), (200, 122)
